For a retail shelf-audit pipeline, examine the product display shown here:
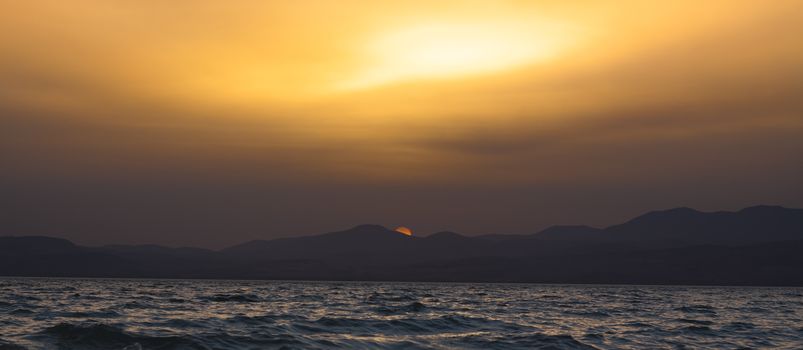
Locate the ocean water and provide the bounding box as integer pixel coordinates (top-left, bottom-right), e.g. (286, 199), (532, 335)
(0, 279), (801, 349)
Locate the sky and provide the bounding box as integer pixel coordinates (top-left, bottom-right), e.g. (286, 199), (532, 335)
(2, 0), (802, 248)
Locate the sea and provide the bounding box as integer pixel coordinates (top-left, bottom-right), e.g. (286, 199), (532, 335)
(0, 278), (801, 349)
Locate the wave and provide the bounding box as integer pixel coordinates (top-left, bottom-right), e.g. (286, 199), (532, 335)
(225, 313), (306, 326)
(38, 322), (311, 349)
(372, 301), (428, 315)
(0, 338), (26, 350)
(456, 333), (599, 350)
(290, 294), (325, 302)
(156, 318), (207, 329)
(36, 322), (203, 350)
(566, 310), (611, 318)
(675, 318), (714, 326)
(674, 305), (717, 315)
(119, 301), (154, 310)
(722, 321), (755, 331)
(678, 325), (714, 333)
(4, 294), (40, 302)
(623, 321), (655, 328)
(9, 309), (34, 316)
(539, 294), (562, 299)
(366, 292), (419, 303)
(57, 310), (121, 318)
(2, 280), (801, 349)
(198, 293), (261, 303)
(296, 314), (533, 335)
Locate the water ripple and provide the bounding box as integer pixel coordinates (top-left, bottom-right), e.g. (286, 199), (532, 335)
(0, 279), (800, 349)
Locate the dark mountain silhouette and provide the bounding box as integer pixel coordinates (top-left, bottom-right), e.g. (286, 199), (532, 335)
(603, 205), (803, 245)
(532, 205), (803, 247)
(424, 231), (468, 241)
(2, 205), (802, 285)
(0, 236), (78, 254)
(532, 225), (603, 241)
(222, 224), (414, 259)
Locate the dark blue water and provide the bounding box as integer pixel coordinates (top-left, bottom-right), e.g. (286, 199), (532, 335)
(0, 278), (801, 349)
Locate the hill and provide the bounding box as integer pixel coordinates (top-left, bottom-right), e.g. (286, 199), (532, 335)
(1, 205), (801, 285)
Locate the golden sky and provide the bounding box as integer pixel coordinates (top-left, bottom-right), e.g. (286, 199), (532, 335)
(2, 1), (803, 246)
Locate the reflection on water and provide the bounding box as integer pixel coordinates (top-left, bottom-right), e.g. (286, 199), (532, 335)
(0, 278), (801, 349)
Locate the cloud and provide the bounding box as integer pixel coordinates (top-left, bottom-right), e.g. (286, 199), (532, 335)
(1, 1), (802, 246)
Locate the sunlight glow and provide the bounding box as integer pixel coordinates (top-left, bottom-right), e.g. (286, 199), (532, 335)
(395, 226), (413, 236)
(338, 20), (570, 90)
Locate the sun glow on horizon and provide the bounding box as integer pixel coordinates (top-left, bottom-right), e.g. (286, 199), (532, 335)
(395, 226), (413, 236)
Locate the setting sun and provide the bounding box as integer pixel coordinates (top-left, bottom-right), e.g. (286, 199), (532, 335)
(395, 226), (413, 236)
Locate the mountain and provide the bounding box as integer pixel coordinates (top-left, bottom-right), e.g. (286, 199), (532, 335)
(0, 236), (78, 255)
(1, 205), (802, 285)
(532, 225), (603, 241)
(532, 205), (803, 247)
(222, 224), (416, 259)
(0, 236), (134, 277)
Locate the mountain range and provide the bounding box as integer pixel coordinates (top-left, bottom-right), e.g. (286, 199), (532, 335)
(2, 205), (802, 286)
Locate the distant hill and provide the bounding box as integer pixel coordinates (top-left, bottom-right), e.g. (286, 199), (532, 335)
(222, 224), (415, 259)
(2, 205), (802, 285)
(531, 225), (603, 241)
(0, 236), (78, 254)
(532, 205), (803, 247)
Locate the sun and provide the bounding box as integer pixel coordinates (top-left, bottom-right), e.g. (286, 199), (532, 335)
(394, 226), (413, 236)
(338, 20), (569, 90)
